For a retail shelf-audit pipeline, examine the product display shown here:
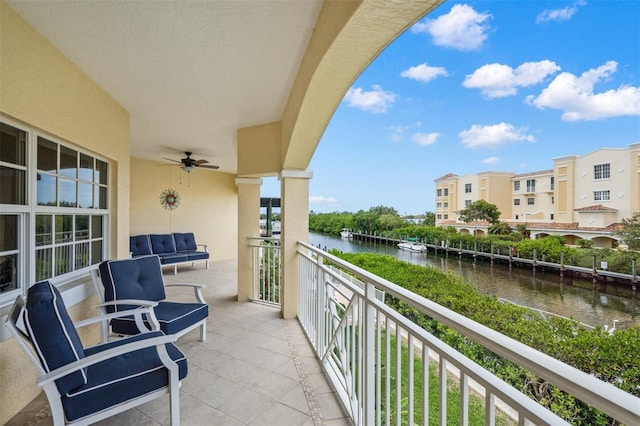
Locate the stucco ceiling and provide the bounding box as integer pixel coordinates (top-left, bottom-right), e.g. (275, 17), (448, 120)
(6, 0), (323, 173)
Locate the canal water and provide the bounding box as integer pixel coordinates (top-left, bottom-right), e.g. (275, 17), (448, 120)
(309, 232), (639, 330)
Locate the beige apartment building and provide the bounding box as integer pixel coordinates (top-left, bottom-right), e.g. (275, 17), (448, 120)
(435, 143), (640, 247)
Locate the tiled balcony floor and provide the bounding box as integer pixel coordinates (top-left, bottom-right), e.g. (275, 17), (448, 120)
(7, 259), (351, 426)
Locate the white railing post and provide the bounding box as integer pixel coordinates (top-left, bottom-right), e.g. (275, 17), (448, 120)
(315, 253), (325, 356)
(362, 281), (376, 425)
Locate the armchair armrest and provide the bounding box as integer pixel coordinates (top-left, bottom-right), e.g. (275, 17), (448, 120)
(36, 333), (178, 387)
(165, 283), (206, 304)
(82, 300), (161, 334)
(197, 244), (208, 252)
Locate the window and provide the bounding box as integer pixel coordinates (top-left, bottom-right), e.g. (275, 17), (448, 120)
(552, 196), (554, 204)
(444, 188), (449, 196)
(437, 188), (442, 196)
(444, 202), (448, 208)
(443, 214), (448, 219)
(465, 183), (472, 193)
(513, 181), (520, 191)
(550, 213), (554, 220)
(1, 120), (110, 301)
(594, 163), (610, 180)
(526, 179), (536, 192)
(436, 202), (442, 208)
(465, 200), (471, 206)
(437, 214), (442, 219)
(594, 190), (610, 201)
(527, 197), (535, 205)
(550, 176), (554, 190)
(514, 199), (520, 206)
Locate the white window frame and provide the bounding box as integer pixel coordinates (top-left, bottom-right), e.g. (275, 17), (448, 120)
(0, 117), (110, 307)
(593, 190), (610, 201)
(594, 163), (610, 180)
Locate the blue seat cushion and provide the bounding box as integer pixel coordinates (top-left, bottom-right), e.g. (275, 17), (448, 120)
(99, 256), (167, 313)
(63, 331), (187, 422)
(24, 281), (87, 394)
(150, 234), (177, 255)
(173, 232), (198, 252)
(183, 251), (209, 262)
(129, 235), (152, 257)
(110, 301), (208, 336)
(158, 253), (189, 264)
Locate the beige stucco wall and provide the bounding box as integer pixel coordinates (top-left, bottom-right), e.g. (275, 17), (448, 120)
(0, 2), (130, 422)
(129, 157), (238, 261)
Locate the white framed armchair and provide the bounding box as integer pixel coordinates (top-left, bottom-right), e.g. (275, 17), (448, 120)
(5, 281), (187, 425)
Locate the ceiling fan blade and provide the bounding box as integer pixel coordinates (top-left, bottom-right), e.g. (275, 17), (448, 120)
(194, 159), (209, 165)
(198, 164), (220, 169)
(162, 158), (182, 164)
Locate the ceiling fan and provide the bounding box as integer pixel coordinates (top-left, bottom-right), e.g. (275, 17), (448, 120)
(163, 151), (219, 172)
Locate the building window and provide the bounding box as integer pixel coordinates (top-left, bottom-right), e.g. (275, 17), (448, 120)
(594, 163), (610, 180)
(552, 196), (555, 204)
(514, 199), (520, 206)
(1, 120), (109, 302)
(465, 183), (472, 193)
(437, 214), (442, 219)
(527, 197), (535, 205)
(526, 179), (536, 192)
(514, 181), (520, 191)
(437, 188), (442, 197)
(550, 176), (554, 191)
(444, 202), (449, 208)
(465, 200), (471, 206)
(550, 213), (554, 220)
(443, 214), (448, 219)
(436, 202), (442, 208)
(444, 188), (449, 196)
(594, 190), (610, 201)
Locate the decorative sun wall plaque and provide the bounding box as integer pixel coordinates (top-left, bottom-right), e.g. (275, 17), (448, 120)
(160, 188), (180, 210)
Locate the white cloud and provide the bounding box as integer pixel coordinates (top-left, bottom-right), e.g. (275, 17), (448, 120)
(463, 60), (560, 98)
(309, 196), (338, 205)
(459, 122), (535, 149)
(344, 85), (396, 113)
(400, 63), (448, 83)
(536, 0), (585, 23)
(526, 61), (640, 121)
(412, 4), (492, 51)
(386, 125), (408, 142)
(411, 132), (440, 146)
(482, 156), (500, 164)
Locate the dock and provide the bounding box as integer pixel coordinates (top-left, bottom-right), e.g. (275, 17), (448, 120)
(348, 232), (639, 289)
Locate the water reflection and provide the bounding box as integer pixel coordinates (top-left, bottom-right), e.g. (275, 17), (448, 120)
(309, 232), (639, 330)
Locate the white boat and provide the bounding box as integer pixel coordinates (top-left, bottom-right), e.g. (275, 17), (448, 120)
(397, 241), (427, 252)
(340, 228), (352, 239)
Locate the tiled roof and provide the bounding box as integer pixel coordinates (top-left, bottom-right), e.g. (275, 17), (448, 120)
(512, 169), (553, 178)
(441, 219), (623, 233)
(434, 173), (458, 182)
(574, 204), (619, 212)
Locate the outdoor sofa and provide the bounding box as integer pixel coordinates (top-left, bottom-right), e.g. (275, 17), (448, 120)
(129, 233), (209, 274)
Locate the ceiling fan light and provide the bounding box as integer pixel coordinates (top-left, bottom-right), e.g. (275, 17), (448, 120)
(181, 165), (195, 173)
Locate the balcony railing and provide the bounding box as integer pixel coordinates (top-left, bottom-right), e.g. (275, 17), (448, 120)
(294, 241), (638, 425)
(249, 236), (281, 305)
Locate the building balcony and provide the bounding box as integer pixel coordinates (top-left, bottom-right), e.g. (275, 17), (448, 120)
(6, 239), (639, 425)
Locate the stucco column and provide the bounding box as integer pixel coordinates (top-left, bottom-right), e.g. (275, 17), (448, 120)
(280, 170), (312, 319)
(236, 177), (262, 302)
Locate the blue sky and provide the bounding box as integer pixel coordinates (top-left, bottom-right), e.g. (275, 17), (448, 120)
(262, 0), (640, 215)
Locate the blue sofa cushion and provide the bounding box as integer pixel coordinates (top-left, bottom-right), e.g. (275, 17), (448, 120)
(24, 281), (87, 395)
(184, 251), (209, 262)
(130, 235), (152, 257)
(63, 331), (187, 422)
(99, 256), (167, 314)
(109, 301), (208, 336)
(158, 253), (189, 265)
(150, 234), (177, 255)
(173, 232), (198, 252)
